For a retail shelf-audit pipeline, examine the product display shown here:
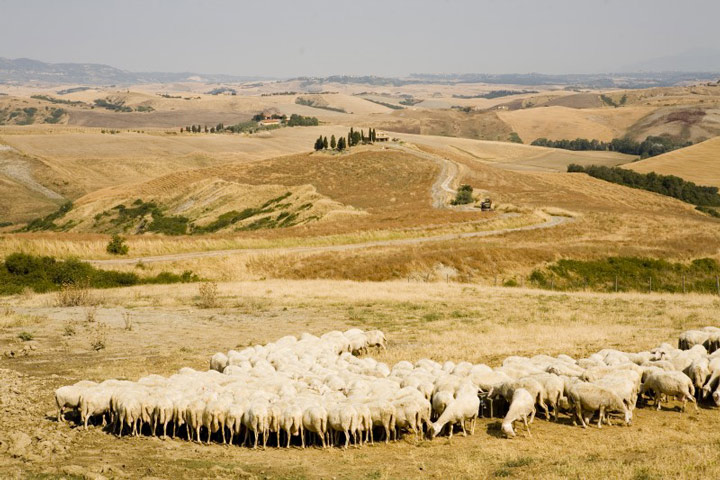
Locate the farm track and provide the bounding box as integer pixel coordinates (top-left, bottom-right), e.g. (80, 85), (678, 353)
(85, 145), (573, 265)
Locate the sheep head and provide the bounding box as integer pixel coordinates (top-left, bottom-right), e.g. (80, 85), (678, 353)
(501, 421), (515, 438)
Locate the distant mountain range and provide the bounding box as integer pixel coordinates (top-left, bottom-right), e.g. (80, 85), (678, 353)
(0, 57), (270, 85)
(1, 56), (719, 88)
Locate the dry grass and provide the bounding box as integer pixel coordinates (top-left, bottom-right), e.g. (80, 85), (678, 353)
(1, 280), (720, 479)
(625, 136), (720, 188)
(496, 105), (653, 142)
(54, 282), (95, 307)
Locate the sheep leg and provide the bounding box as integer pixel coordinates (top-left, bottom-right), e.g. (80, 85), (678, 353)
(576, 404), (587, 428)
(301, 427), (305, 448)
(461, 420), (467, 437)
(655, 393), (662, 411)
(529, 407), (536, 424)
(597, 406), (604, 429)
(523, 415), (532, 438)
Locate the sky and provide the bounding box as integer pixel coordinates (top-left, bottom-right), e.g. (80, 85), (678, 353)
(1, 0), (718, 77)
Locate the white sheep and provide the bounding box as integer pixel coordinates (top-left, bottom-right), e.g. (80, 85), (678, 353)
(567, 382), (632, 428)
(641, 371), (698, 412)
(501, 388), (535, 438)
(429, 388), (479, 438)
(55, 380), (97, 422)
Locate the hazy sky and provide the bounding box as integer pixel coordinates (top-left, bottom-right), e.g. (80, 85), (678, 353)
(1, 0), (718, 77)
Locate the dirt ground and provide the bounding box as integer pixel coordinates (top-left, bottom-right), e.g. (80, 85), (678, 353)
(1, 280), (720, 479)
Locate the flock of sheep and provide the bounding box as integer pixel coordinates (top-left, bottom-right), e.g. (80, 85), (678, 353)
(54, 326), (720, 448)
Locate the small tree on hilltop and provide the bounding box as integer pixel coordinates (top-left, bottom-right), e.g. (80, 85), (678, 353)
(314, 136), (324, 151)
(323, 136), (329, 149)
(337, 136), (346, 151)
(330, 135), (336, 149)
(106, 234), (129, 255)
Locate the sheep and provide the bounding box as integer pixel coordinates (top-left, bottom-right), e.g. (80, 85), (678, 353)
(327, 403), (358, 448)
(501, 388), (535, 438)
(79, 384), (116, 430)
(527, 373), (565, 420)
(243, 401), (270, 449)
(684, 357), (711, 399)
(431, 391), (454, 421)
(429, 388), (480, 438)
(55, 380), (97, 422)
(366, 400), (396, 444)
(567, 382), (632, 428)
(365, 330), (387, 350)
(640, 371), (697, 412)
(301, 405), (328, 448)
(210, 353), (229, 372)
(67, 327), (718, 451)
(678, 330), (710, 350)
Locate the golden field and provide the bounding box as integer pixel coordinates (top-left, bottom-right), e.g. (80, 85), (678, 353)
(2, 281), (720, 479)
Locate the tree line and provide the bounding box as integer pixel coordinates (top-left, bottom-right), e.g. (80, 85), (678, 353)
(181, 114), (318, 133)
(314, 127), (379, 151)
(567, 164), (720, 207)
(532, 136), (692, 159)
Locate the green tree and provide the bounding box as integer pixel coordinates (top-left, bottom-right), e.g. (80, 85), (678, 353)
(330, 135), (336, 149)
(451, 184), (474, 205)
(337, 136), (346, 151)
(314, 136), (324, 151)
(323, 136), (329, 149)
(106, 234), (129, 255)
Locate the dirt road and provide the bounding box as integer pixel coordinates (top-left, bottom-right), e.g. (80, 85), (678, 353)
(87, 215), (572, 266)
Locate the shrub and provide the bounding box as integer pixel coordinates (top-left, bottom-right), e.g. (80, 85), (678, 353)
(55, 281), (94, 307)
(0, 253), (197, 296)
(197, 282), (219, 309)
(451, 185), (474, 205)
(90, 324), (108, 351)
(63, 323), (76, 336)
(18, 331), (34, 341)
(106, 234), (129, 255)
(508, 132), (523, 144)
(529, 256), (720, 293)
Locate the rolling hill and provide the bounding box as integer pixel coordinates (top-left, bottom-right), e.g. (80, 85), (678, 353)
(624, 136), (720, 188)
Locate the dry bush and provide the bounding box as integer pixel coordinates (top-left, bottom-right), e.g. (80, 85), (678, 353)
(63, 322), (76, 336)
(123, 312), (133, 331)
(55, 282), (94, 307)
(197, 282), (219, 309)
(84, 306), (97, 323)
(89, 323), (108, 351)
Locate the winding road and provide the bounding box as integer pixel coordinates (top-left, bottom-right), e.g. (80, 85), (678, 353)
(86, 146), (573, 266)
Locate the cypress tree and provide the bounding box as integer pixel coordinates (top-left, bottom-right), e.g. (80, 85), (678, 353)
(330, 135), (336, 149)
(323, 136), (329, 149)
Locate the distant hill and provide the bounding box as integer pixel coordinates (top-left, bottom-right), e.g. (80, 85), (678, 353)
(621, 48), (720, 73)
(0, 57), (269, 85)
